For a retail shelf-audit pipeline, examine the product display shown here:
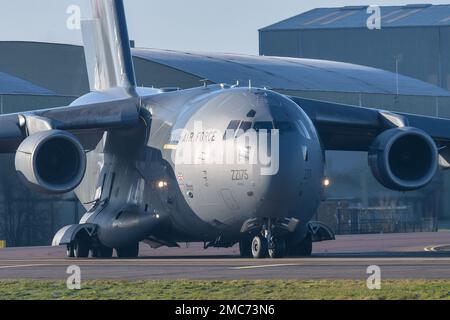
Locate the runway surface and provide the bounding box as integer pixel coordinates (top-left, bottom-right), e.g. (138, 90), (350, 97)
(1, 232), (450, 280)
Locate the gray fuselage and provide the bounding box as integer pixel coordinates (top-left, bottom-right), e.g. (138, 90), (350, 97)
(73, 85), (325, 249)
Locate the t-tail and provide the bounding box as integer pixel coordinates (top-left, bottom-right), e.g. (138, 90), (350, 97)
(81, 0), (137, 94)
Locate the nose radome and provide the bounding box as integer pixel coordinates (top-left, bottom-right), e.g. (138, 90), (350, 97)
(254, 139), (305, 218)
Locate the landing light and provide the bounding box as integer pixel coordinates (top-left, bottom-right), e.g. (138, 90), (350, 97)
(157, 181), (168, 189)
(323, 178), (331, 188)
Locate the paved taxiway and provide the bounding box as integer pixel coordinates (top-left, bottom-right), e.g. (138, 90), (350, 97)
(1, 232), (450, 280)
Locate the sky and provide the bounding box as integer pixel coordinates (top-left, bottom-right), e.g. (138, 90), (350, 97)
(1, 0), (450, 55)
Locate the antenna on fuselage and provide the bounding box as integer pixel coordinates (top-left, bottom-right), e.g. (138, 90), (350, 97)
(200, 79), (211, 88)
(231, 80), (240, 88)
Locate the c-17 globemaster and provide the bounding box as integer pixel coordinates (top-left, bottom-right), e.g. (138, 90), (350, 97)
(1, 0), (449, 259)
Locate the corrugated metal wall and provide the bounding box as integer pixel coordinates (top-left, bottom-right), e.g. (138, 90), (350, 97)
(0, 94), (75, 114)
(0, 42), (89, 97)
(260, 26), (450, 91)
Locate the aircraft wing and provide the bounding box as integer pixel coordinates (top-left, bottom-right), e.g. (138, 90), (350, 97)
(0, 98), (139, 153)
(290, 96), (450, 158)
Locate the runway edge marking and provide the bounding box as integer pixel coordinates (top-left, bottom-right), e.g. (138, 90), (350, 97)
(424, 245), (450, 252)
(0, 264), (53, 270)
(230, 263), (297, 270)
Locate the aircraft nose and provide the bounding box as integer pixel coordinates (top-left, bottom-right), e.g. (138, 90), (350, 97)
(254, 131), (306, 218)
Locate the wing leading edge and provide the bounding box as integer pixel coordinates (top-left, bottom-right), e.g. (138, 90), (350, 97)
(290, 96), (450, 159)
(0, 98), (139, 153)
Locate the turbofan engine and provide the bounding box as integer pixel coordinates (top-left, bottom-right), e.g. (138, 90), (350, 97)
(15, 130), (87, 194)
(368, 127), (438, 191)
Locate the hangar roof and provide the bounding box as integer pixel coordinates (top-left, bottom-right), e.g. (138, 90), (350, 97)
(0, 72), (54, 95)
(261, 4), (450, 31)
(133, 48), (450, 97)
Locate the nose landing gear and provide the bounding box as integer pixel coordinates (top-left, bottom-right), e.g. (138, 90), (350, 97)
(251, 234), (268, 258)
(240, 218), (288, 259)
(268, 238), (287, 259)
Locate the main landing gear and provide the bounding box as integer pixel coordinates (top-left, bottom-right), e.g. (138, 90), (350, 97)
(66, 234), (138, 259)
(116, 243), (140, 258)
(55, 224), (141, 259)
(67, 233), (90, 258)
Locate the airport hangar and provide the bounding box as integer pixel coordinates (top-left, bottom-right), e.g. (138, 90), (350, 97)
(259, 3), (450, 233)
(260, 4), (450, 91)
(0, 40), (450, 246)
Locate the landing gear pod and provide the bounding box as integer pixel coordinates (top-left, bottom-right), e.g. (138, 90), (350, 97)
(368, 127), (438, 191)
(15, 130), (87, 194)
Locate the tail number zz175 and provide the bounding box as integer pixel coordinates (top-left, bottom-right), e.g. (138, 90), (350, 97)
(232, 170), (249, 181)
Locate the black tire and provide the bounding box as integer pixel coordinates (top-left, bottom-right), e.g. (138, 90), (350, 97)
(73, 238), (90, 258)
(290, 233), (312, 257)
(98, 246), (114, 258)
(239, 238), (253, 258)
(251, 235), (268, 259)
(269, 239), (287, 259)
(66, 243), (75, 258)
(91, 245), (114, 259)
(116, 242), (139, 258)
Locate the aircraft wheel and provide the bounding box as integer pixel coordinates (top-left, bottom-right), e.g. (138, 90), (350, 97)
(98, 246), (114, 258)
(73, 237), (90, 258)
(268, 239), (287, 259)
(66, 243), (75, 258)
(239, 237), (253, 258)
(116, 242), (139, 259)
(91, 245), (113, 258)
(251, 235), (268, 259)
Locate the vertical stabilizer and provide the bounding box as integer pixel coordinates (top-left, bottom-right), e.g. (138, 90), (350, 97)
(82, 0), (137, 93)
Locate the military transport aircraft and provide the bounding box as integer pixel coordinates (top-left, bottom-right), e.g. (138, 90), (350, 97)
(1, 0), (450, 259)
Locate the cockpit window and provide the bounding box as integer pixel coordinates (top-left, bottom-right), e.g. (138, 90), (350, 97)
(253, 121), (274, 132)
(239, 121), (252, 132)
(224, 120), (279, 139)
(247, 110), (257, 118)
(235, 121), (253, 138)
(226, 120), (241, 131)
(224, 120), (242, 140)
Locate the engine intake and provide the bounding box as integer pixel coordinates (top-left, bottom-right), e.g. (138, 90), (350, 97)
(15, 130), (87, 194)
(368, 127), (438, 191)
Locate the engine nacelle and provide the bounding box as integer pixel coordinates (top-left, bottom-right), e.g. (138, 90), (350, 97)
(368, 127), (438, 191)
(15, 130), (87, 194)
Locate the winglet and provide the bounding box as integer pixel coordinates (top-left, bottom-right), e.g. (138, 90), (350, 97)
(82, 0), (137, 93)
